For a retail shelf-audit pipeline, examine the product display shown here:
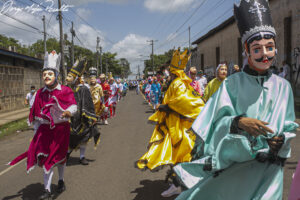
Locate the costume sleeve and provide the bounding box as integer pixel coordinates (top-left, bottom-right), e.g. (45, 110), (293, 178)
(81, 86), (97, 125)
(66, 104), (77, 116)
(203, 82), (211, 102)
(277, 83), (299, 158)
(166, 80), (204, 119)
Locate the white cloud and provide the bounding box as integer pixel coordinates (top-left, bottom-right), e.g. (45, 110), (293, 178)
(166, 32), (178, 41)
(0, 7), (106, 54)
(111, 34), (151, 74)
(75, 23), (106, 51)
(75, 8), (91, 21)
(64, 0), (135, 6)
(144, 0), (196, 13)
(0, 10), (51, 45)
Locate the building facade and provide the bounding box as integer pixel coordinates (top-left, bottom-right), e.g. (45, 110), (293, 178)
(0, 48), (43, 113)
(192, 0), (300, 94)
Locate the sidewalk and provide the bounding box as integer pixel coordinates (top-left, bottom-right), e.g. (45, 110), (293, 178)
(0, 108), (29, 126)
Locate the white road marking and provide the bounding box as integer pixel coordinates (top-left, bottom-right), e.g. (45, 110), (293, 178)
(0, 159), (25, 176)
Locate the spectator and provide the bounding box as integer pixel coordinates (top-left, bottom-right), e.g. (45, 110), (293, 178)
(233, 64), (240, 73)
(282, 60), (291, 80)
(189, 67), (201, 94)
(203, 64), (227, 102)
(279, 67), (285, 78)
(197, 70), (207, 96)
(25, 85), (36, 108)
(270, 65), (278, 74)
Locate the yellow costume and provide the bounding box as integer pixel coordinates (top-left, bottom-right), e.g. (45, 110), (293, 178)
(89, 83), (105, 116)
(136, 49), (205, 171)
(203, 78), (223, 102)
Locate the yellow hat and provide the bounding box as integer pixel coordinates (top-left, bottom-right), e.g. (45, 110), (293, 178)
(170, 48), (190, 71)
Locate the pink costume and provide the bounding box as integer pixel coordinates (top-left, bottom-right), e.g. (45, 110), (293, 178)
(190, 79), (202, 95)
(288, 159), (300, 200)
(108, 82), (119, 117)
(9, 84), (77, 174)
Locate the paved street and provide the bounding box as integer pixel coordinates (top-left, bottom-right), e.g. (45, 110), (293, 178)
(0, 91), (299, 200)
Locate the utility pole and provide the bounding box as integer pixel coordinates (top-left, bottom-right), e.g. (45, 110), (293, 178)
(70, 22), (75, 66)
(42, 15), (47, 54)
(138, 65), (140, 79)
(100, 46), (102, 74)
(188, 26), (191, 69)
(96, 37), (100, 75)
(105, 59), (108, 76)
(147, 40), (158, 75)
(58, 0), (65, 84)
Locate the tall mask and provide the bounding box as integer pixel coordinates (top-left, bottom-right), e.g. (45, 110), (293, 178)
(234, 0), (276, 71)
(43, 70), (56, 86)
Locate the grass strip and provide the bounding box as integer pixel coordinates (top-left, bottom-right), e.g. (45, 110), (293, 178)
(0, 118), (28, 140)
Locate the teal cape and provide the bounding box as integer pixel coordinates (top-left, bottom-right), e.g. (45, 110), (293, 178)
(174, 66), (299, 200)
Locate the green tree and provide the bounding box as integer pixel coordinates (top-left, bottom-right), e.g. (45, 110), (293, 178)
(143, 49), (173, 75)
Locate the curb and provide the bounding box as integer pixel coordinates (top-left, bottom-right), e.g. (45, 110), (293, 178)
(0, 110), (29, 126)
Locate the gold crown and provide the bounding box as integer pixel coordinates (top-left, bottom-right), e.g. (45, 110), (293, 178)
(170, 48), (191, 71)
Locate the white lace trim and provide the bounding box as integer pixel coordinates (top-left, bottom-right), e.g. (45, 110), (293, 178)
(241, 25), (276, 44)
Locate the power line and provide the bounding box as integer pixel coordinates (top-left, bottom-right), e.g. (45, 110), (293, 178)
(149, 0), (177, 38)
(190, 0), (226, 27)
(0, 20), (41, 35)
(190, 7), (232, 41)
(62, 0), (115, 45)
(61, 14), (88, 49)
(2, 13), (41, 32)
(154, 0), (228, 52)
(174, 0), (208, 34)
(153, 0), (191, 40)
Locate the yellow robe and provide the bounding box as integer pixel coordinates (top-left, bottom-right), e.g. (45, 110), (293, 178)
(136, 75), (205, 171)
(89, 83), (105, 116)
(203, 78), (223, 102)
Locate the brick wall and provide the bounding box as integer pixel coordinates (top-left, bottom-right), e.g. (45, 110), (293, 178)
(0, 64), (42, 113)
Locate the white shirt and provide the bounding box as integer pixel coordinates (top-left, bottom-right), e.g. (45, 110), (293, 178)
(26, 92), (36, 108)
(197, 76), (207, 94)
(279, 72), (285, 78)
(283, 64), (290, 80)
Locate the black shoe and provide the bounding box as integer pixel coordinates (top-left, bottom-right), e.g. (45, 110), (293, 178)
(39, 190), (52, 200)
(56, 180), (66, 193)
(79, 157), (89, 165)
(66, 152), (71, 161)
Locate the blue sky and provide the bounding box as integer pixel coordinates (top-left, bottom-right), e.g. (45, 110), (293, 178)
(0, 0), (239, 74)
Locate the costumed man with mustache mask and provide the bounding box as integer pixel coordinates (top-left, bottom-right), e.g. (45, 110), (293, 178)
(66, 58), (99, 166)
(173, 0), (298, 199)
(9, 50), (77, 199)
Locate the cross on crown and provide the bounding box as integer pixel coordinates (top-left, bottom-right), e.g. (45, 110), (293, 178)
(249, 2), (267, 21)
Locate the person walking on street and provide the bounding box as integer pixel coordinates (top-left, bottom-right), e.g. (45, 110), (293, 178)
(9, 51), (77, 199)
(25, 85), (36, 109)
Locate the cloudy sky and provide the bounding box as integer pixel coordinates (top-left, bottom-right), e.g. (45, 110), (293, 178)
(0, 0), (238, 74)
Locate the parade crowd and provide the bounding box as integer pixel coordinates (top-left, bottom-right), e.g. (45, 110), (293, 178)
(135, 0), (299, 199)
(6, 0), (300, 200)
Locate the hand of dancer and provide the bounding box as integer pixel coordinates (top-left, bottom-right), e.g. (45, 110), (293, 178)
(61, 111), (72, 118)
(238, 117), (274, 137)
(267, 136), (284, 152)
(158, 104), (170, 112)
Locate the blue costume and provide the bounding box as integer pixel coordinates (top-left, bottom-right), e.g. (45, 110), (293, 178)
(150, 81), (161, 109)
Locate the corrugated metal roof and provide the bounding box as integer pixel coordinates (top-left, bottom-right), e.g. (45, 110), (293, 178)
(0, 48), (43, 64)
(192, 16), (235, 45)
